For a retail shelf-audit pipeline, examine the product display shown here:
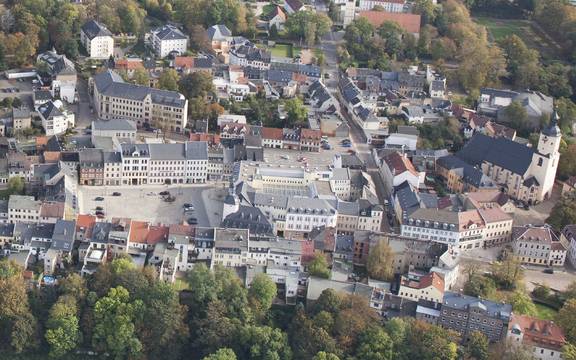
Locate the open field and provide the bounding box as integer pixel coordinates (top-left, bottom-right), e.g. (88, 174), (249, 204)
(474, 17), (563, 61)
(270, 43), (293, 57)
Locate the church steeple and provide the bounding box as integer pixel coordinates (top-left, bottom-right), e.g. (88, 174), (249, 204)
(542, 110), (561, 137)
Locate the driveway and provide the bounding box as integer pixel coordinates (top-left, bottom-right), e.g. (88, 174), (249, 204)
(72, 77), (97, 129)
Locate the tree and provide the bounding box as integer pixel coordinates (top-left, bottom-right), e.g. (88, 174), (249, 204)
(0, 43), (6, 71)
(158, 69), (180, 91)
(413, 0), (437, 25)
(248, 274), (277, 317)
(92, 286), (143, 359)
(563, 343), (576, 360)
(463, 275), (496, 298)
(284, 97), (308, 127)
(11, 97), (21, 108)
(308, 254), (330, 279)
(184, 263), (218, 318)
(204, 348), (238, 360)
(0, 260), (38, 353)
(398, 320), (458, 360)
(355, 327), (394, 360)
(547, 192), (576, 230)
(269, 24), (278, 39)
(557, 299), (576, 343)
(507, 290), (537, 316)
(313, 352), (340, 360)
(59, 273), (88, 301)
(367, 240), (394, 281)
(45, 295), (80, 358)
(314, 288), (342, 315)
(465, 331), (489, 360)
(132, 68), (150, 86)
(488, 339), (536, 360)
(334, 295), (380, 352)
(285, 10), (332, 44)
(491, 255), (524, 290)
(7, 177), (24, 196)
(288, 307), (340, 360)
(179, 71), (214, 99)
(499, 35), (541, 89)
(503, 101), (528, 133)
(234, 325), (292, 360)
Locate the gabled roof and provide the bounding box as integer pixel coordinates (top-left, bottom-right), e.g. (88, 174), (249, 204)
(285, 0), (304, 11)
(508, 314), (566, 351)
(207, 24), (232, 41)
(82, 20), (113, 39)
(38, 101), (63, 120)
(152, 24), (188, 41)
(383, 152), (418, 177)
(456, 133), (535, 176)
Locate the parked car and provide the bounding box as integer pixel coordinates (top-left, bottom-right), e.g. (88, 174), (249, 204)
(94, 197), (104, 201)
(159, 191), (170, 196)
(187, 217), (198, 225)
(112, 192), (121, 196)
(95, 206), (103, 211)
(95, 210), (104, 216)
(96, 214), (105, 219)
(342, 143), (352, 148)
(544, 268), (554, 274)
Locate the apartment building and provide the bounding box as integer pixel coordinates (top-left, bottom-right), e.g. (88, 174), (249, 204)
(148, 24), (189, 58)
(118, 142), (208, 186)
(285, 197), (337, 238)
(512, 225), (567, 267)
(229, 41), (271, 70)
(103, 152), (122, 186)
(211, 228), (250, 268)
(561, 225), (576, 267)
(91, 70), (188, 133)
(79, 149), (104, 186)
(358, 0), (405, 11)
(80, 20), (114, 59)
(8, 195), (42, 224)
(37, 50), (77, 103)
(398, 271), (445, 303)
(440, 292), (512, 343)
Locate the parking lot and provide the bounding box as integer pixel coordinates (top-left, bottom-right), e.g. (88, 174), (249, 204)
(262, 134), (354, 168)
(0, 78), (34, 108)
(77, 184), (228, 227)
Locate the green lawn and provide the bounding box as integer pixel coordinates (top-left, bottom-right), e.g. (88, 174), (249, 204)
(534, 303), (558, 320)
(270, 44), (294, 58)
(173, 278), (189, 291)
(474, 17), (528, 41)
(474, 16), (563, 61)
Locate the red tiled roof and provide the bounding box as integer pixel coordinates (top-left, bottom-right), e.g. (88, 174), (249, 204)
(146, 225), (169, 246)
(401, 271), (445, 292)
(301, 128), (321, 140)
(43, 151), (61, 163)
(128, 220), (150, 244)
(115, 58), (144, 71)
(40, 202), (65, 218)
(261, 127), (284, 140)
(189, 133), (221, 144)
(169, 224), (195, 236)
(174, 56), (194, 69)
(76, 214), (97, 238)
(358, 11), (421, 34)
(509, 314), (566, 351)
(384, 152), (418, 177)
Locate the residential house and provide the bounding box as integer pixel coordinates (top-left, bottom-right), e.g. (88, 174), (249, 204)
(79, 149), (104, 186)
(207, 24), (233, 61)
(284, 0), (304, 14)
(38, 100), (75, 136)
(507, 314), (566, 360)
(12, 107), (32, 133)
(262, 6), (287, 31)
(37, 49), (77, 103)
(8, 195), (41, 224)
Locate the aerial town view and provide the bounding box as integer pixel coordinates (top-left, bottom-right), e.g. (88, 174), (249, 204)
(2, 0), (576, 359)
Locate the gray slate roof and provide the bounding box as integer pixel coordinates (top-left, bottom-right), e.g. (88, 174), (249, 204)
(153, 24), (188, 41)
(38, 101), (63, 120)
(443, 291), (512, 320)
(93, 119), (137, 131)
(51, 219), (76, 251)
(456, 133), (534, 176)
(93, 70), (186, 108)
(82, 20), (113, 39)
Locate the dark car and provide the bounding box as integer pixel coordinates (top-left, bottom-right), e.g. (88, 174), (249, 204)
(183, 203), (193, 208)
(187, 217), (198, 225)
(112, 192), (121, 196)
(544, 268), (554, 274)
(95, 210), (105, 216)
(95, 206), (103, 211)
(159, 191), (170, 196)
(94, 197), (104, 201)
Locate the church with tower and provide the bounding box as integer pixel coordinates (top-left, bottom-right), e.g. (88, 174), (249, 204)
(445, 112), (562, 204)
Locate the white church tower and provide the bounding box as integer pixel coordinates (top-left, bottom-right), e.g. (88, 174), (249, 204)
(532, 111), (562, 201)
